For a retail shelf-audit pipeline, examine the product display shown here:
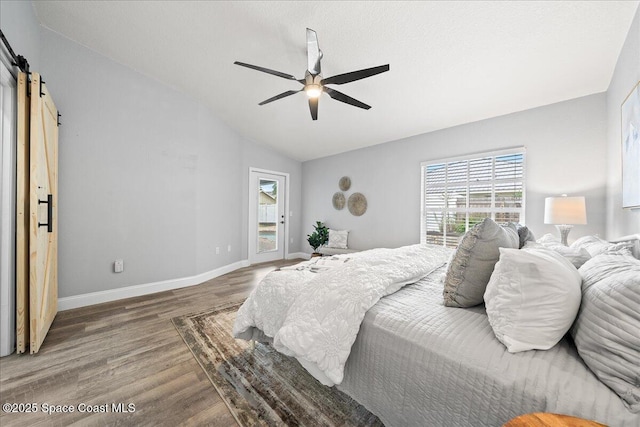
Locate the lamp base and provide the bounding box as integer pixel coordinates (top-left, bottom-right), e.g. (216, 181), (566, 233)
(555, 224), (574, 246)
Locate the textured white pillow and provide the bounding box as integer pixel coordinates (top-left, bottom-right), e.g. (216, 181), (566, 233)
(524, 241), (592, 269)
(570, 235), (634, 257)
(484, 247), (582, 353)
(537, 233), (561, 245)
(327, 229), (348, 249)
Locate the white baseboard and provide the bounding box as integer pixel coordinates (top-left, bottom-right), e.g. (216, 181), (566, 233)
(287, 252), (311, 260)
(58, 260), (250, 311)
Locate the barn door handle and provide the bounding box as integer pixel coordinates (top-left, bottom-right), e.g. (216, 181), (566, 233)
(38, 194), (53, 233)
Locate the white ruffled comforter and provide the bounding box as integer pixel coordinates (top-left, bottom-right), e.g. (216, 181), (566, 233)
(233, 244), (451, 386)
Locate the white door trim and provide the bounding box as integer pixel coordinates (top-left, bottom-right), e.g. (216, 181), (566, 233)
(0, 56), (17, 356)
(248, 167), (290, 264)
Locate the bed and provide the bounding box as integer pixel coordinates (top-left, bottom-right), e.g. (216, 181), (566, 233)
(337, 264), (638, 426)
(234, 231), (640, 426)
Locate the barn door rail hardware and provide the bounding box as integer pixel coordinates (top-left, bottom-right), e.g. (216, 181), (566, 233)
(1, 30), (35, 97)
(38, 194), (53, 233)
(0, 29), (30, 74)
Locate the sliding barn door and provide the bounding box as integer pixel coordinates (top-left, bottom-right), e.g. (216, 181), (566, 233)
(28, 73), (58, 354)
(15, 72), (30, 354)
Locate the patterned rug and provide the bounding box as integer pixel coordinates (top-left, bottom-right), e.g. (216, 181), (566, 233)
(172, 301), (383, 427)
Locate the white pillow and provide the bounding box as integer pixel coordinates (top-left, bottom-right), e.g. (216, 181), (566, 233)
(524, 241), (591, 269)
(484, 247), (582, 353)
(571, 235), (634, 257)
(327, 229), (348, 249)
(537, 233), (561, 245)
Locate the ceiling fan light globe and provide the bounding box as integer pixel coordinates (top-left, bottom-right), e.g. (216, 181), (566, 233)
(305, 85), (322, 98)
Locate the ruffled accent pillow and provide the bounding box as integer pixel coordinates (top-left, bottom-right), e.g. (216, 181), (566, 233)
(484, 246), (581, 353)
(443, 218), (519, 307)
(327, 229), (349, 249)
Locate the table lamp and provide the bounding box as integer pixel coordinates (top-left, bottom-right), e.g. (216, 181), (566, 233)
(544, 195), (587, 246)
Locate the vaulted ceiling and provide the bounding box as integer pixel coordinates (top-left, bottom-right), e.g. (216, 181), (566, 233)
(34, 1), (638, 161)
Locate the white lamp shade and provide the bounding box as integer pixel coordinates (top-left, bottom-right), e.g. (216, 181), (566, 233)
(544, 196), (587, 225)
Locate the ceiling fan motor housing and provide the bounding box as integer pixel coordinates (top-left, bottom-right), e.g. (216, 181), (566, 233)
(305, 73), (323, 98)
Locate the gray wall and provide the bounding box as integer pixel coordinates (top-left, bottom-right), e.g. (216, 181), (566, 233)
(37, 29), (302, 298)
(0, 1), (40, 70)
(606, 6), (640, 237)
(302, 94), (608, 251)
(3, 3), (302, 299)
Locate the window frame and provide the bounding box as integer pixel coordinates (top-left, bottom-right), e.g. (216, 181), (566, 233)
(420, 147), (526, 247)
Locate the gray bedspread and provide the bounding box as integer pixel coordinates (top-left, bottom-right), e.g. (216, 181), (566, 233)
(337, 265), (640, 427)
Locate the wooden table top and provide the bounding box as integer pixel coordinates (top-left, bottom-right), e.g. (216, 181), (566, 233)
(504, 413), (607, 427)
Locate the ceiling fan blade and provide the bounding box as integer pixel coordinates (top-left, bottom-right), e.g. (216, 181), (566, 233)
(321, 64), (390, 85)
(309, 97), (319, 120)
(306, 28), (323, 75)
(259, 90), (302, 105)
(234, 61), (300, 81)
(324, 87), (371, 110)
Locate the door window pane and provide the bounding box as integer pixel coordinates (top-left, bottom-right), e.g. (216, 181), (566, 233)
(258, 179), (277, 253)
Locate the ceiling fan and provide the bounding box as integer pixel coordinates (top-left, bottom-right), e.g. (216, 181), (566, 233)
(234, 28), (389, 120)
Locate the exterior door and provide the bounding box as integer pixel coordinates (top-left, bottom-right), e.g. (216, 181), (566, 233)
(249, 169), (287, 264)
(28, 73), (58, 354)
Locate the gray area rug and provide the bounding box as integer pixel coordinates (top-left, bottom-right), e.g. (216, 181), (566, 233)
(172, 301), (383, 426)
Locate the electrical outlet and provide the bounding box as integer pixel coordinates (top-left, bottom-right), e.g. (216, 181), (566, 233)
(215, 247), (220, 255)
(227, 245), (231, 252)
(114, 259), (124, 273)
(290, 238), (293, 244)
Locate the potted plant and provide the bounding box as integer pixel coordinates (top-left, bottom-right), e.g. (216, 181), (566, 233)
(307, 221), (329, 256)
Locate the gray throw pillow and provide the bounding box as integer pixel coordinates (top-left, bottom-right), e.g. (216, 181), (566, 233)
(443, 218), (519, 307)
(515, 224), (536, 249)
(571, 254), (640, 413)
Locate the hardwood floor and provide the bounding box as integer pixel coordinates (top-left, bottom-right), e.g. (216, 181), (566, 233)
(0, 259), (302, 426)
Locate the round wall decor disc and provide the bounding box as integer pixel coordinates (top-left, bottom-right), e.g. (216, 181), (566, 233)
(339, 176), (351, 191)
(332, 192), (346, 210)
(348, 192), (367, 216)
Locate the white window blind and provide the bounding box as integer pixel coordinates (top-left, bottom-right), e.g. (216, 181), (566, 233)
(420, 148), (526, 248)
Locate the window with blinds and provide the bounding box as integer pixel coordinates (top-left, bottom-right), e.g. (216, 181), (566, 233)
(421, 148), (526, 248)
